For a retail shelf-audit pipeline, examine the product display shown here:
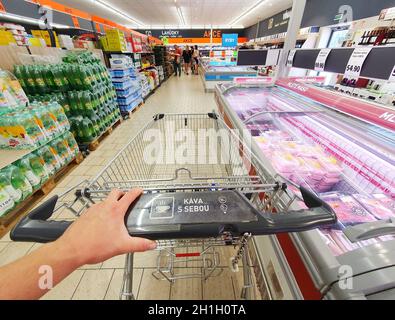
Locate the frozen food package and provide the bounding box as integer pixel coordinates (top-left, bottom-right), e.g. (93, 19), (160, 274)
(320, 193), (377, 226)
(372, 194), (395, 213)
(353, 194), (394, 220)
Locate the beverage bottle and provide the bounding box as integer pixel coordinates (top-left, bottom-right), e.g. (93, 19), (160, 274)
(48, 144), (63, 169)
(79, 66), (91, 89)
(24, 153), (49, 184)
(52, 65), (64, 90)
(71, 65), (83, 88)
(82, 91), (94, 115)
(17, 158), (41, 190)
(42, 65), (56, 91)
(48, 102), (70, 132)
(60, 64), (70, 91)
(31, 65), (47, 94)
(36, 146), (57, 176)
(63, 131), (79, 157)
(20, 111), (46, 146)
(76, 91), (85, 114)
(103, 105), (112, 127)
(0, 171), (15, 217)
(13, 65), (27, 92)
(51, 138), (69, 165)
(89, 113), (101, 136)
(81, 117), (96, 143)
(6, 165), (33, 200)
(63, 64), (75, 88)
(23, 65), (37, 95)
(30, 107), (58, 139)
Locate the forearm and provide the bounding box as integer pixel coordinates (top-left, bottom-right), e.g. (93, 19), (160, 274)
(0, 239), (82, 300)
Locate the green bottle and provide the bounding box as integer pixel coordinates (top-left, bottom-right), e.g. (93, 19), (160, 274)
(7, 165), (33, 201)
(23, 65), (37, 95)
(89, 113), (101, 136)
(17, 158), (41, 190)
(13, 65), (27, 91)
(24, 153), (49, 184)
(0, 170), (18, 209)
(81, 117), (96, 143)
(47, 102), (70, 132)
(31, 65), (47, 94)
(51, 138), (68, 166)
(42, 65), (56, 91)
(63, 132), (79, 157)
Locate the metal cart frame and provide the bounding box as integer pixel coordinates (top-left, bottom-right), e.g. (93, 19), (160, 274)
(11, 113), (336, 300)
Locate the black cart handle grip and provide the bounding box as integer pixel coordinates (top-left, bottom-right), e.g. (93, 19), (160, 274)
(10, 196), (72, 243)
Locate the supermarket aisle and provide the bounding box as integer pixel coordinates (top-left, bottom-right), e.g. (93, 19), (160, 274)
(0, 75), (257, 300)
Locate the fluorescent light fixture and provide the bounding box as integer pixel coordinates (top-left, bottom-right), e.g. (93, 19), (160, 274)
(229, 0), (268, 25)
(176, 7), (186, 26)
(0, 12), (70, 29)
(91, 0), (145, 27)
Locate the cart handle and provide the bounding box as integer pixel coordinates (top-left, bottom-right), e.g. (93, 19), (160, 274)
(10, 196), (72, 243)
(10, 187), (336, 243)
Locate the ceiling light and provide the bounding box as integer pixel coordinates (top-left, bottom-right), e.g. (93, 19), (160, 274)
(91, 0), (145, 27)
(229, 0), (268, 25)
(176, 7), (186, 26)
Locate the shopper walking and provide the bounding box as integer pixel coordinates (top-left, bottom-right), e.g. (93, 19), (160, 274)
(172, 44), (182, 77)
(182, 45), (192, 75)
(192, 45), (200, 75)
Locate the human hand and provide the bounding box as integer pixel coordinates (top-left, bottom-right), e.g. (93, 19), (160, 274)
(54, 189), (157, 267)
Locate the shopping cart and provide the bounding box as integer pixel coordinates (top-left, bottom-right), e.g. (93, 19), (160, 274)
(11, 113), (336, 300)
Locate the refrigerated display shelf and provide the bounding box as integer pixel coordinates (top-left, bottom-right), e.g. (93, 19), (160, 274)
(215, 81), (395, 300)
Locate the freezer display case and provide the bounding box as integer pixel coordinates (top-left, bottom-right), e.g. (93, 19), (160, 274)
(200, 64), (257, 92)
(215, 79), (395, 300)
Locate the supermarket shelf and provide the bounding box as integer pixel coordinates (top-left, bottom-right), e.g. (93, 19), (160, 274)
(78, 117), (123, 152)
(290, 46), (395, 81)
(121, 101), (144, 119)
(0, 132), (73, 171)
(0, 153), (84, 237)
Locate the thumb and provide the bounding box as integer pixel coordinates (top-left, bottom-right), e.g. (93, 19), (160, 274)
(123, 237), (157, 253)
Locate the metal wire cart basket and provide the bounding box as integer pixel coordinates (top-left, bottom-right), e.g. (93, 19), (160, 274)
(11, 113), (336, 300)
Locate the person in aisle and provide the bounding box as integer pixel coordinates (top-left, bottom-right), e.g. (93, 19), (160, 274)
(172, 45), (182, 77)
(192, 45), (200, 75)
(182, 45), (192, 75)
(0, 189), (157, 300)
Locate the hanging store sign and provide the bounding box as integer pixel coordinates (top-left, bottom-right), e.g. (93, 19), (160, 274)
(314, 49), (331, 71)
(222, 34), (238, 47)
(344, 47), (372, 79)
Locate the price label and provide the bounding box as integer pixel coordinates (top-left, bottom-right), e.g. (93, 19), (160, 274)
(388, 65), (395, 82)
(344, 47), (372, 79)
(286, 49), (297, 67)
(314, 49), (331, 71)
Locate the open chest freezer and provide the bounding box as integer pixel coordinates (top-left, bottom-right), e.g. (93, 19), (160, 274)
(200, 64), (257, 92)
(215, 79), (395, 300)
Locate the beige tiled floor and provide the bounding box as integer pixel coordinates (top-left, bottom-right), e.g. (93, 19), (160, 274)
(0, 74), (260, 300)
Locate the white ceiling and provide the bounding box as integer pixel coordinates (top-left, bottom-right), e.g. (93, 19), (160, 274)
(54, 0), (292, 29)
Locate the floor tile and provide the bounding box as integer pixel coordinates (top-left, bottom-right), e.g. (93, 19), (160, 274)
(170, 269), (203, 300)
(0, 242), (34, 267)
(101, 254), (126, 269)
(105, 268), (143, 300)
(137, 269), (171, 300)
(41, 270), (85, 300)
(202, 268), (236, 300)
(0, 231), (11, 242)
(72, 269), (114, 300)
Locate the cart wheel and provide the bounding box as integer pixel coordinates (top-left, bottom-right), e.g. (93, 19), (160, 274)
(230, 257), (239, 273)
